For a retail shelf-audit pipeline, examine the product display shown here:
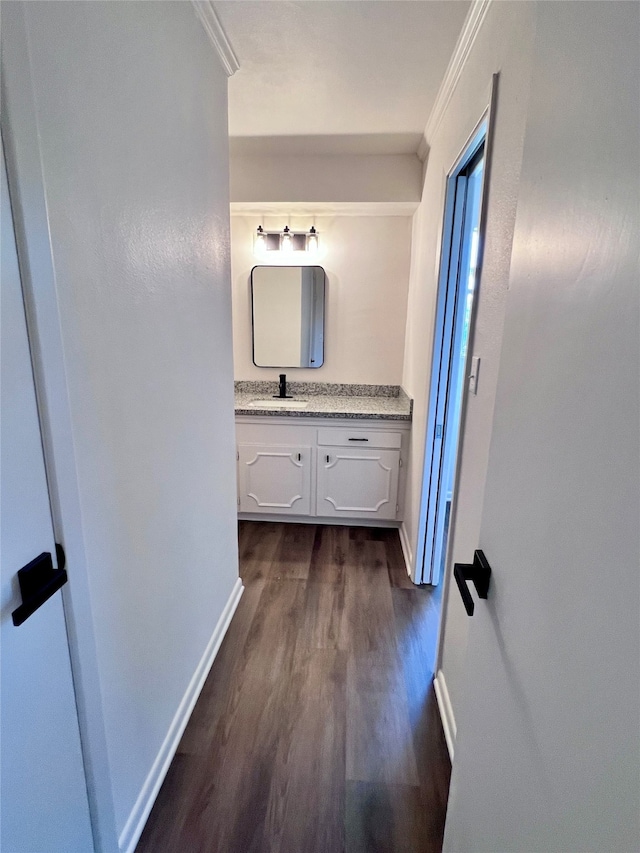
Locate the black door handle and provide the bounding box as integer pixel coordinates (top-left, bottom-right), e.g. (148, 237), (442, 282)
(11, 545), (68, 627)
(454, 550), (491, 616)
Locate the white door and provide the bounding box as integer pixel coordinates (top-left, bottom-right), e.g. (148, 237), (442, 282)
(238, 444), (312, 515)
(317, 449), (399, 520)
(443, 4), (639, 851)
(1, 143), (94, 851)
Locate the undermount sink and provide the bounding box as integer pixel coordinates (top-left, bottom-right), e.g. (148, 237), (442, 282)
(247, 399), (309, 410)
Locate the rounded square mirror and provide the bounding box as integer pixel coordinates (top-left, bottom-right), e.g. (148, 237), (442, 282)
(251, 265), (326, 368)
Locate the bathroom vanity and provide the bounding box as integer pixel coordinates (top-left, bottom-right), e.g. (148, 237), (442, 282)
(236, 265), (412, 525)
(235, 383), (412, 525)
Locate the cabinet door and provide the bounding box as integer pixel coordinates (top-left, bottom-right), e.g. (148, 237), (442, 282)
(238, 444), (312, 515)
(317, 449), (399, 519)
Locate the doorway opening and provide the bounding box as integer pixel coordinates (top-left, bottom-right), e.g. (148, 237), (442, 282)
(416, 125), (486, 586)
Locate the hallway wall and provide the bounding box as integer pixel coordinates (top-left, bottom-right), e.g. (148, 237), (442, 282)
(2, 3), (240, 850)
(401, 0), (537, 732)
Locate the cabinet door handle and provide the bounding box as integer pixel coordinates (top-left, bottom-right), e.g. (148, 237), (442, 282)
(348, 437), (368, 442)
(297, 453), (302, 462)
(326, 454), (330, 463)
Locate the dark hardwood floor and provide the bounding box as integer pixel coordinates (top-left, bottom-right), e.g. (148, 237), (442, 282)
(136, 522), (451, 853)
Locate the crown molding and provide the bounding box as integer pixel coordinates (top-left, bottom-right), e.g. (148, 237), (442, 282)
(230, 201), (420, 218)
(191, 1), (239, 77)
(423, 0), (492, 145)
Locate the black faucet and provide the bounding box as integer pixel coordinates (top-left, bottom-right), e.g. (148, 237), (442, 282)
(274, 373), (293, 399)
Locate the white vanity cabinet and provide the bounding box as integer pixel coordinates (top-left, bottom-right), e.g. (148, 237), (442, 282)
(235, 416), (410, 525)
(316, 429), (401, 520)
(237, 444), (312, 515)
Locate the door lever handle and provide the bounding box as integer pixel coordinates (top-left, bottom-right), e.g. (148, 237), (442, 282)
(11, 545), (68, 627)
(454, 550), (491, 616)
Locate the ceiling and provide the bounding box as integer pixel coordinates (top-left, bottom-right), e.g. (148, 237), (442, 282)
(215, 1), (471, 155)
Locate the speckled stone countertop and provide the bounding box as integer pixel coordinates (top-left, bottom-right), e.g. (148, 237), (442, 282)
(234, 381), (413, 421)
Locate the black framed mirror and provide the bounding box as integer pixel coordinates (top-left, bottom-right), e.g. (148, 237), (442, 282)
(251, 265), (326, 368)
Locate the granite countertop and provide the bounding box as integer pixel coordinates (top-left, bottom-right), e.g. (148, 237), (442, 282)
(234, 381), (413, 421)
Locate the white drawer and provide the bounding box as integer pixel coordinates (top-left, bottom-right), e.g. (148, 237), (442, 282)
(317, 427), (402, 449)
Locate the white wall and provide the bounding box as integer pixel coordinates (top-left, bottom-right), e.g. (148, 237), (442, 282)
(232, 214), (412, 384)
(401, 0), (537, 720)
(231, 153), (422, 205)
(3, 3), (239, 850)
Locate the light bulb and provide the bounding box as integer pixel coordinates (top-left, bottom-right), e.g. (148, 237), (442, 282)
(307, 226), (318, 254)
(281, 226), (292, 254)
(255, 226), (266, 255)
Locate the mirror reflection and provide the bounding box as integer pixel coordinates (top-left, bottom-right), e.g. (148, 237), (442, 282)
(251, 266), (326, 368)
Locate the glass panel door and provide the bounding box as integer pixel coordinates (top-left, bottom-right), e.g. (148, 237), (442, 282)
(419, 141), (485, 585)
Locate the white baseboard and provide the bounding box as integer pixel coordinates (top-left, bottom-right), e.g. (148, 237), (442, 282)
(434, 668), (456, 762)
(118, 577), (244, 853)
(238, 513), (400, 529)
(399, 522), (413, 578)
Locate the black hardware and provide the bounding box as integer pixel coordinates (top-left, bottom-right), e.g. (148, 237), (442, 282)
(274, 373), (293, 399)
(326, 454), (330, 463)
(12, 547), (68, 627)
(348, 437), (369, 442)
(453, 550), (491, 616)
(297, 453), (302, 461)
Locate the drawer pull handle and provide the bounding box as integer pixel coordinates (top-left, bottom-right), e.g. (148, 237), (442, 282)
(348, 437), (368, 442)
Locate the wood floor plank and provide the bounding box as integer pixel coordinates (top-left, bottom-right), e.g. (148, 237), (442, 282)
(391, 589), (451, 817)
(346, 653), (420, 786)
(345, 780), (439, 853)
(264, 648), (347, 853)
(297, 578), (345, 652)
(182, 660), (292, 852)
(308, 524), (349, 584)
(238, 577), (307, 687)
(177, 579), (265, 756)
(271, 522), (317, 580)
(178, 578), (309, 850)
(341, 539), (398, 662)
(392, 587), (439, 712)
(136, 753), (206, 853)
(238, 520), (284, 583)
(382, 528), (416, 589)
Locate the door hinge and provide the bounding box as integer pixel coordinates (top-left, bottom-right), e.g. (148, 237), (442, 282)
(236, 450), (239, 461)
(396, 503), (399, 514)
(237, 497), (240, 508)
(436, 424), (443, 439)
(399, 458), (403, 468)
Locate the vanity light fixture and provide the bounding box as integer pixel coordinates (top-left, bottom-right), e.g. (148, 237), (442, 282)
(281, 225), (293, 254)
(255, 225), (266, 253)
(253, 225), (320, 258)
